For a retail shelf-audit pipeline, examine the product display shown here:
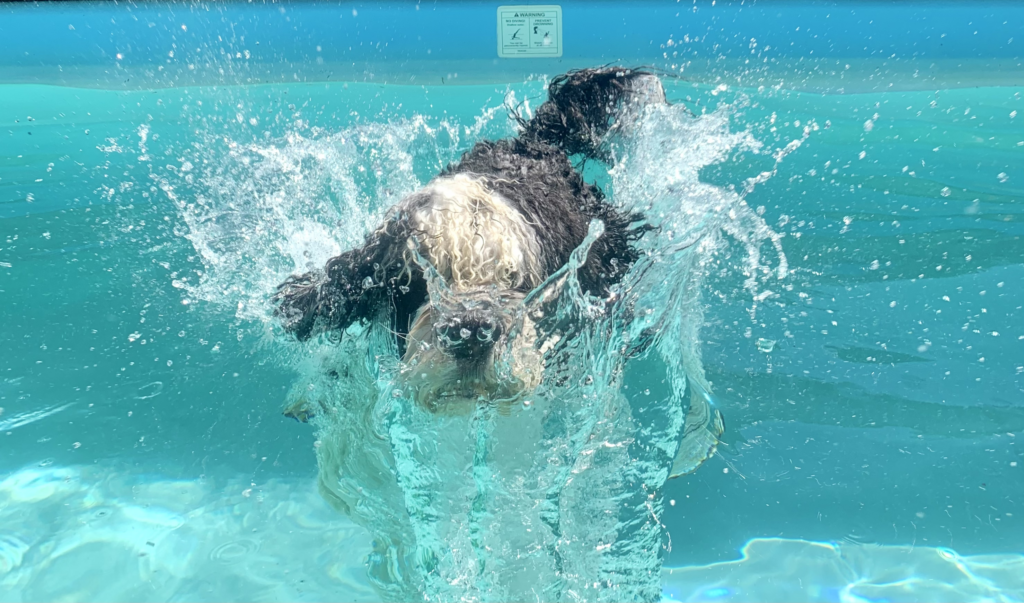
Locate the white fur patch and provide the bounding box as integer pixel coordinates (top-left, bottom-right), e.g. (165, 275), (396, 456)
(408, 174), (543, 291)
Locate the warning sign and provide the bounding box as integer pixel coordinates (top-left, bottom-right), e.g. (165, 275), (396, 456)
(497, 5), (562, 58)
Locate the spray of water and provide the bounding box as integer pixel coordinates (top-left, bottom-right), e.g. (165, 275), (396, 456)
(150, 85), (790, 602)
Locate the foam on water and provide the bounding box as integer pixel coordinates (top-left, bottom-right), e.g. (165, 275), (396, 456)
(2, 464), (1021, 603)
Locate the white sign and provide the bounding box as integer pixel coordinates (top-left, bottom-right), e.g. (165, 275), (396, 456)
(497, 5), (562, 58)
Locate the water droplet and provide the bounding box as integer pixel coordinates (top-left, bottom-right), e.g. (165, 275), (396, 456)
(756, 338), (776, 353)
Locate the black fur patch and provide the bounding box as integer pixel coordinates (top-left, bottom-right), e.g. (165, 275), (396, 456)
(275, 68), (661, 346)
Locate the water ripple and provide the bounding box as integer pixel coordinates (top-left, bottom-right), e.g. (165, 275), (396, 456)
(210, 539), (260, 563)
(0, 403), (73, 431)
(134, 381), (164, 400)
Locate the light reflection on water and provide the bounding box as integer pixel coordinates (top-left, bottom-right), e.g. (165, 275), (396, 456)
(2, 464), (1021, 602)
(662, 537), (1024, 603)
(0, 464), (377, 602)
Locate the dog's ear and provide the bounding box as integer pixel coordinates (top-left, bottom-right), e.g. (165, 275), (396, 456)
(273, 271), (337, 341)
(274, 217), (417, 341)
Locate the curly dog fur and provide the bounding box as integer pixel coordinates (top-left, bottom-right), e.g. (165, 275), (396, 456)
(274, 68), (667, 411)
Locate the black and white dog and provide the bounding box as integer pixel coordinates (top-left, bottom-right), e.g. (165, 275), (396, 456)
(274, 68), (667, 413)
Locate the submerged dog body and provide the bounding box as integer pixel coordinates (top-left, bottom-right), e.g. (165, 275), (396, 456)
(269, 68), (740, 601)
(275, 69), (664, 411)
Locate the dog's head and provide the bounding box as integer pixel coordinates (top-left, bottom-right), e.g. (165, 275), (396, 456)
(383, 175), (550, 414)
(276, 174), (554, 413)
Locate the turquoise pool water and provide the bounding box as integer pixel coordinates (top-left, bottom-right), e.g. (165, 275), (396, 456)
(1, 2), (1022, 602)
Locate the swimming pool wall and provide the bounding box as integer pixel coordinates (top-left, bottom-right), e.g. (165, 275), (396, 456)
(1, 1), (1020, 90)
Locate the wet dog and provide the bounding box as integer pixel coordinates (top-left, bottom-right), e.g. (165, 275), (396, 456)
(274, 68), (667, 413)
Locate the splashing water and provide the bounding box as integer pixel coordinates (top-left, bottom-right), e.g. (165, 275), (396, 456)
(156, 88), (789, 602)
(150, 113), (478, 325)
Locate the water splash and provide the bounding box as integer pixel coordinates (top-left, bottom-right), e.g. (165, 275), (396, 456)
(148, 114), (476, 326)
(159, 87), (790, 602)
